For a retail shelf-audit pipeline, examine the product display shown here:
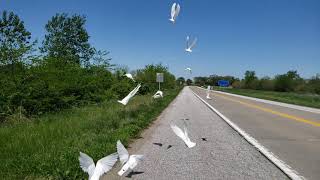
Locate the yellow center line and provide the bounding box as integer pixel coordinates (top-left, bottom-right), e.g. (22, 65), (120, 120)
(213, 92), (320, 127)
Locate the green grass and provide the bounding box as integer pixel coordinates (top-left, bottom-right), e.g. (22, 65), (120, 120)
(214, 87), (320, 109)
(0, 88), (181, 180)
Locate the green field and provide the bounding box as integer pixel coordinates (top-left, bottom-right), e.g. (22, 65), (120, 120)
(214, 87), (320, 109)
(0, 88), (181, 179)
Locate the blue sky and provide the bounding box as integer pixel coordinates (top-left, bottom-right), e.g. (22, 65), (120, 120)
(1, 0), (319, 79)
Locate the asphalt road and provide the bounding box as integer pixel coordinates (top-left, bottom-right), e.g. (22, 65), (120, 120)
(104, 87), (288, 180)
(191, 86), (320, 180)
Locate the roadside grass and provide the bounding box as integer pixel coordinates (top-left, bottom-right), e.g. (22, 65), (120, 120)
(0, 88), (182, 179)
(214, 87), (320, 109)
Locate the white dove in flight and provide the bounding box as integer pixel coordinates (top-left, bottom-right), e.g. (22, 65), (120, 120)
(169, 3), (180, 23)
(185, 36), (197, 53)
(170, 123), (196, 148)
(153, 90), (163, 99)
(206, 85), (212, 99)
(185, 67), (192, 74)
(117, 140), (144, 176)
(123, 73), (135, 82)
(79, 152), (118, 180)
(118, 84), (141, 105)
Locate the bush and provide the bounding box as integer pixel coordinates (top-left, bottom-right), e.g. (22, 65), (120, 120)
(274, 71), (303, 92)
(258, 77), (274, 91)
(0, 57), (115, 120)
(0, 58), (178, 121)
(306, 74), (320, 94)
(135, 64), (176, 93)
(232, 81), (242, 89)
(0, 12), (178, 122)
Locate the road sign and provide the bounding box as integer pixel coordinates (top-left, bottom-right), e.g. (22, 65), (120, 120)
(156, 73), (164, 83)
(218, 80), (230, 87)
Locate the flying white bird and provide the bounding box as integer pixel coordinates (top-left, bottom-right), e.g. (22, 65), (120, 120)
(185, 36), (197, 53)
(118, 84), (141, 105)
(206, 85), (211, 99)
(153, 90), (163, 99)
(123, 73), (135, 82)
(169, 3), (180, 23)
(79, 152), (118, 180)
(185, 67), (192, 74)
(170, 123), (196, 148)
(117, 140), (144, 176)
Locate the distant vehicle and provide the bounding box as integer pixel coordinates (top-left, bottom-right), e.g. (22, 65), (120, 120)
(218, 80), (230, 87)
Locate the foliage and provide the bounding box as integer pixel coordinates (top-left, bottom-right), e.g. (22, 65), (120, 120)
(40, 13), (95, 65)
(176, 77), (185, 85)
(0, 9), (180, 180)
(231, 80), (242, 89)
(194, 70), (320, 96)
(0, 12), (177, 122)
(257, 76), (274, 91)
(244, 70), (258, 89)
(0, 11), (35, 73)
(274, 70), (303, 92)
(193, 76), (207, 86)
(309, 74), (320, 94)
(0, 88), (182, 179)
(91, 49), (114, 69)
(194, 75), (238, 87)
(135, 64), (176, 94)
(215, 87), (320, 109)
(186, 79), (193, 85)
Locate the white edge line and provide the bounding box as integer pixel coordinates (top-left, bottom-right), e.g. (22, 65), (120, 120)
(190, 87), (305, 180)
(197, 86), (320, 114)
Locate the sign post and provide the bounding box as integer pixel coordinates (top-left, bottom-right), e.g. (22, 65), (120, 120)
(156, 73), (164, 90)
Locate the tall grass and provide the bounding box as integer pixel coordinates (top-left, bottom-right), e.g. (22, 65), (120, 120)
(0, 88), (181, 179)
(214, 87), (320, 109)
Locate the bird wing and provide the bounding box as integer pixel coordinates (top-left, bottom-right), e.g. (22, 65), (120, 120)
(130, 84), (141, 97)
(128, 84), (140, 97)
(174, 4), (181, 19)
(117, 140), (129, 165)
(189, 37), (197, 49)
(124, 74), (135, 81)
(153, 91), (159, 97)
(118, 84), (140, 105)
(94, 153), (119, 178)
(171, 124), (188, 143)
(79, 152), (95, 178)
(183, 121), (190, 141)
(186, 36), (190, 48)
(157, 90), (163, 96)
(132, 155), (144, 161)
(128, 155), (144, 169)
(171, 3), (176, 19)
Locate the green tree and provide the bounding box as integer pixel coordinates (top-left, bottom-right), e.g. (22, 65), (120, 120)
(244, 70), (258, 89)
(41, 13), (94, 65)
(135, 64), (176, 94)
(309, 73), (320, 94)
(258, 76), (274, 91)
(176, 77), (185, 85)
(193, 76), (207, 86)
(274, 70), (303, 92)
(91, 50), (113, 69)
(0, 11), (35, 119)
(186, 79), (193, 85)
(0, 11), (33, 67)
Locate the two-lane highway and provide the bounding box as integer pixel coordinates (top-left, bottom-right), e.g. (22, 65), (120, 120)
(104, 87), (288, 180)
(191, 86), (320, 180)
